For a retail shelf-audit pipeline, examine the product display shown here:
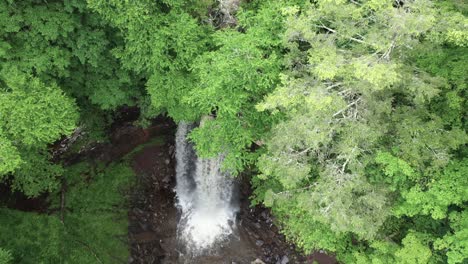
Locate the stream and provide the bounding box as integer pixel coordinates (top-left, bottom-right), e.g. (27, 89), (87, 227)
(118, 117), (337, 264)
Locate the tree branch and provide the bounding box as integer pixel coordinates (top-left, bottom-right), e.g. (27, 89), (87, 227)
(333, 98), (362, 118)
(318, 24), (368, 45)
(274, 183), (318, 196)
(288, 146), (313, 156)
(326, 82), (343, 90)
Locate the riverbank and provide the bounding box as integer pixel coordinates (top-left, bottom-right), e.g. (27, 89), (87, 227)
(0, 114), (336, 264)
(125, 118), (337, 264)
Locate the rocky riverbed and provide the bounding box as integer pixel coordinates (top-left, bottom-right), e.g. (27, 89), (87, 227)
(122, 118), (337, 264)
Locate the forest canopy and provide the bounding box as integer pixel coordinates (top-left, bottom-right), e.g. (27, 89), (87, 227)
(0, 0), (467, 263)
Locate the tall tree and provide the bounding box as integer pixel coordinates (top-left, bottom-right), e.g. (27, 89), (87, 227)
(253, 0), (467, 262)
(0, 0), (140, 196)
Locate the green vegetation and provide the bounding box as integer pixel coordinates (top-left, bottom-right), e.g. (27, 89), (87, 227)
(0, 161), (134, 263)
(0, 0), (466, 263)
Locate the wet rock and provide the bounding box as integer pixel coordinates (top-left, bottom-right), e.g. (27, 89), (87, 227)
(162, 175), (171, 183)
(169, 145), (175, 156)
(251, 259), (265, 264)
(263, 247), (272, 257)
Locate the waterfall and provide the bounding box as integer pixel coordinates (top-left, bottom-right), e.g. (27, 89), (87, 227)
(175, 122), (238, 254)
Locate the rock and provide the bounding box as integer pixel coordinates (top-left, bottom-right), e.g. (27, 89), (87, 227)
(266, 229), (276, 238)
(134, 208), (144, 215)
(138, 221), (149, 231)
(254, 222), (261, 229)
(169, 145), (175, 155)
(255, 240), (264, 247)
(251, 259), (265, 264)
(162, 175), (171, 183)
(164, 159), (170, 165)
(281, 255), (289, 264)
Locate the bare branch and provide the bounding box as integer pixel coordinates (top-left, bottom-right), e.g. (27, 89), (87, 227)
(288, 146), (314, 157)
(326, 82), (343, 90)
(319, 24), (336, 33)
(274, 183), (318, 196)
(333, 98), (362, 118)
(341, 159), (350, 173)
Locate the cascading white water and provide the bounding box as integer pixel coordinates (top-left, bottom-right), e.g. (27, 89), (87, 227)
(175, 122), (238, 254)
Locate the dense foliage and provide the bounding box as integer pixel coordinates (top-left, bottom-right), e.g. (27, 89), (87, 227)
(0, 0), (466, 263)
(0, 161), (134, 263)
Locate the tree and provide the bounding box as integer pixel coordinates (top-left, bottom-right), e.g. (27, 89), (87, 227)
(88, 0), (294, 172)
(253, 0), (467, 262)
(0, 0), (141, 196)
(187, 1), (289, 171)
(396, 160), (468, 219)
(434, 210), (468, 264)
(0, 72), (78, 196)
(0, 248), (12, 264)
(395, 232), (433, 264)
(1, 0), (466, 262)
(87, 0), (213, 121)
(0, 161), (134, 263)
